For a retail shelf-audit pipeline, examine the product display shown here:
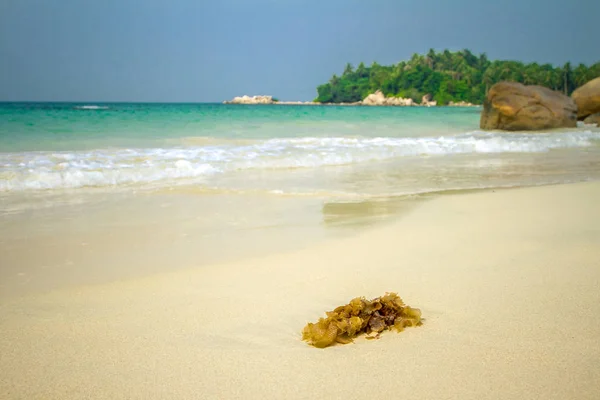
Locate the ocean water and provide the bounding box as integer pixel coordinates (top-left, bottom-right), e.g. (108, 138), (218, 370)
(2, 102), (599, 196)
(1, 102), (600, 296)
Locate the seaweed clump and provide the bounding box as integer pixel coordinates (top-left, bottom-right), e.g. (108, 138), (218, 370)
(302, 293), (422, 348)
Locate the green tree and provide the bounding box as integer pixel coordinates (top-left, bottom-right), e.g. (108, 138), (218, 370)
(426, 48), (436, 69)
(478, 53), (489, 69)
(343, 63), (354, 76)
(562, 62), (572, 94)
(573, 64), (590, 88)
(316, 84), (333, 103)
(356, 62), (368, 78)
(314, 49), (599, 104)
(332, 74), (340, 84)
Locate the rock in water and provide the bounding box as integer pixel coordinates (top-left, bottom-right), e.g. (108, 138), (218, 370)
(584, 113), (600, 126)
(572, 77), (600, 120)
(480, 81), (577, 131)
(224, 95), (274, 104)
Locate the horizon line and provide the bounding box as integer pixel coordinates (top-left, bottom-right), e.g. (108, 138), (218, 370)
(0, 101), (277, 104)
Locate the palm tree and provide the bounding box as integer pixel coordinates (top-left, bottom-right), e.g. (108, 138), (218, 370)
(572, 64), (589, 88)
(562, 62), (572, 94)
(343, 63), (354, 76)
(461, 49), (477, 68)
(523, 63), (539, 85)
(482, 63), (498, 94)
(356, 62), (367, 78)
(330, 74), (340, 86)
(426, 48), (436, 69)
(478, 53), (489, 70)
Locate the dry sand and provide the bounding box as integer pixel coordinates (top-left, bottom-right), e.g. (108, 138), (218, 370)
(1, 182), (599, 399)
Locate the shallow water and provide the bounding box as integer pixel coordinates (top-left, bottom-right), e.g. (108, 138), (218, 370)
(1, 103), (599, 298)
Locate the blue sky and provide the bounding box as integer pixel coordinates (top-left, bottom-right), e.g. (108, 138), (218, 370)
(0, 0), (598, 102)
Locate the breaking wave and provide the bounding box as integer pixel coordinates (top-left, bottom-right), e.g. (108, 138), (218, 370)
(1, 130), (599, 191)
(73, 105), (109, 110)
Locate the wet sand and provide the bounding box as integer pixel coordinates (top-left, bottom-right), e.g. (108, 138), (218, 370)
(1, 182), (599, 399)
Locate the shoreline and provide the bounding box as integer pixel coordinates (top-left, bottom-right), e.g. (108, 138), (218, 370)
(1, 179), (597, 303)
(222, 93), (479, 107)
(1, 181), (599, 399)
(223, 100), (481, 107)
(1, 180), (586, 302)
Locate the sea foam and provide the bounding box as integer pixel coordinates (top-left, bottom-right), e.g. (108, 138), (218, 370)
(1, 130), (598, 191)
(73, 105), (109, 110)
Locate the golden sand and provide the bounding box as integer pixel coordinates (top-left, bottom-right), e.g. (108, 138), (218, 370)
(1, 182), (599, 399)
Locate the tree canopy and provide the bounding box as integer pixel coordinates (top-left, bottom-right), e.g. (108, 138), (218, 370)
(314, 49), (600, 105)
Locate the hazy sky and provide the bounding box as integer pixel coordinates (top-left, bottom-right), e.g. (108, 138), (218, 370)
(0, 0), (598, 102)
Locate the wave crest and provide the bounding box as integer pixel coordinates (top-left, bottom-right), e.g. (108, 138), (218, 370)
(73, 105), (109, 110)
(1, 130), (598, 191)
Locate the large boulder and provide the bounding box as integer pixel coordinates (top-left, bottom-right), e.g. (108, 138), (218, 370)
(362, 90), (386, 106)
(480, 82), (577, 131)
(572, 77), (600, 120)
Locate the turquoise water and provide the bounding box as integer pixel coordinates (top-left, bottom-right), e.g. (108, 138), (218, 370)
(0, 102), (480, 151)
(1, 102), (600, 196)
(2, 102), (600, 296)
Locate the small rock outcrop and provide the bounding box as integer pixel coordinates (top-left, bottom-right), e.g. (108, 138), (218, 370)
(572, 77), (600, 120)
(224, 95), (274, 104)
(448, 101), (476, 107)
(362, 90), (414, 106)
(362, 90), (386, 105)
(480, 82), (577, 131)
(387, 97), (414, 106)
(420, 94), (437, 107)
(583, 113), (600, 126)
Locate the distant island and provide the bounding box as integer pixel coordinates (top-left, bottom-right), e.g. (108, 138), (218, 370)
(224, 49), (600, 107)
(224, 95), (316, 105)
(315, 49), (600, 105)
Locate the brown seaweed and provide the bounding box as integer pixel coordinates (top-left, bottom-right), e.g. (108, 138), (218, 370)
(302, 292), (422, 348)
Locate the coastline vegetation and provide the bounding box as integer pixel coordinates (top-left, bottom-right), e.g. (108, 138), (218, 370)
(315, 49), (600, 105)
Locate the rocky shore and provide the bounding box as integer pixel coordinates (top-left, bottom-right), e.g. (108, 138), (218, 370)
(572, 77), (600, 123)
(223, 95), (317, 105)
(448, 100), (477, 107)
(480, 77), (600, 131)
(222, 77), (600, 131)
(224, 91), (478, 107)
(224, 95), (278, 104)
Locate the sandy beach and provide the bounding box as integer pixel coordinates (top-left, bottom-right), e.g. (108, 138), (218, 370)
(1, 182), (600, 399)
